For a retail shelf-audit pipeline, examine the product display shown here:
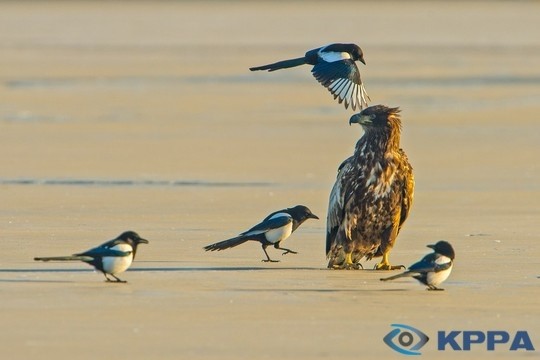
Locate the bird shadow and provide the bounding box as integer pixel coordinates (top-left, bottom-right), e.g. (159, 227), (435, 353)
(229, 288), (409, 293)
(0, 266), (406, 274)
(0, 278), (74, 283)
(128, 266), (326, 272)
(0, 268), (90, 283)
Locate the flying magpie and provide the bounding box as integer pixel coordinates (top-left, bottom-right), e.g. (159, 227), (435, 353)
(380, 241), (455, 290)
(34, 231), (149, 283)
(250, 43), (370, 111)
(204, 205), (319, 262)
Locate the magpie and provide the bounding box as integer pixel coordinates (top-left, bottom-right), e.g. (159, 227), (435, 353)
(250, 43), (370, 110)
(204, 205), (319, 262)
(380, 241), (455, 291)
(34, 231), (149, 283)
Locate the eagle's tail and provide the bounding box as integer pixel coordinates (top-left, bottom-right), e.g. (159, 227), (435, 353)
(34, 255), (90, 262)
(380, 271), (413, 282)
(203, 236), (251, 252)
(250, 57), (306, 72)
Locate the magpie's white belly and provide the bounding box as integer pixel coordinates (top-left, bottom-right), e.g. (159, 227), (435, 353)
(427, 266), (452, 286)
(102, 243), (133, 275)
(265, 222), (293, 244)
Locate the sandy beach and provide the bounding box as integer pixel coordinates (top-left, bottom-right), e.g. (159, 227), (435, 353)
(1, 1), (539, 359)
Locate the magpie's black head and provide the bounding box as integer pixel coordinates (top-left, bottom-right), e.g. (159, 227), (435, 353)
(117, 231), (149, 247)
(286, 205), (319, 222)
(349, 105), (401, 130)
(349, 44), (366, 65)
(427, 241), (455, 260)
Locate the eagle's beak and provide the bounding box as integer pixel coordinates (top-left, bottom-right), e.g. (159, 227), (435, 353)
(349, 113), (371, 126)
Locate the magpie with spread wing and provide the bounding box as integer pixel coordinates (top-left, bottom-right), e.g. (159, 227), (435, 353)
(250, 43), (370, 111)
(326, 105), (414, 270)
(34, 231), (149, 283)
(204, 205), (319, 262)
(380, 241), (455, 290)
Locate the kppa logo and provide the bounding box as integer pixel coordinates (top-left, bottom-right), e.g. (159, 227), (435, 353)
(438, 330), (535, 351)
(383, 324), (429, 355)
(384, 324), (536, 355)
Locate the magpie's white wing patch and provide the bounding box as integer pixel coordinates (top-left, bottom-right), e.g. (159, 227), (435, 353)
(318, 49), (352, 63)
(240, 213), (293, 237)
(311, 60), (369, 110)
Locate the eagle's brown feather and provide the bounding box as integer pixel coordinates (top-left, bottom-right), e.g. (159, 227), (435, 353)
(326, 105), (414, 269)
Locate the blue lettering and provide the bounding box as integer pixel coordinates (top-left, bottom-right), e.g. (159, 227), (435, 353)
(463, 331), (485, 350)
(510, 331), (535, 351)
(438, 331), (461, 350)
(487, 331), (509, 350)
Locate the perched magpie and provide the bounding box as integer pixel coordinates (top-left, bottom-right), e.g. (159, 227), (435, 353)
(34, 231), (149, 283)
(380, 241), (455, 291)
(250, 43), (370, 110)
(204, 205), (319, 262)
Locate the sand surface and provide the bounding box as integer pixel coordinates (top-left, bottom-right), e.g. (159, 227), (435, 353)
(1, 1), (539, 359)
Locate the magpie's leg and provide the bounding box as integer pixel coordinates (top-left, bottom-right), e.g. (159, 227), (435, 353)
(105, 273), (127, 283)
(261, 245), (279, 263)
(275, 245), (298, 256)
(427, 285), (444, 291)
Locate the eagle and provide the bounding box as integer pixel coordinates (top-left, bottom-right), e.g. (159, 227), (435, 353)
(326, 105), (414, 270)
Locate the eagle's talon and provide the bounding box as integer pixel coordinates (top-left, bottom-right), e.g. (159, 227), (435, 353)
(342, 262), (363, 270)
(374, 263), (405, 271)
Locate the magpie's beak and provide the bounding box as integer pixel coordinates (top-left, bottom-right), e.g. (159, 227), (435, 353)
(360, 58), (366, 65)
(426, 244), (435, 250)
(138, 238), (150, 245)
(349, 113), (371, 126)
(309, 213), (320, 220)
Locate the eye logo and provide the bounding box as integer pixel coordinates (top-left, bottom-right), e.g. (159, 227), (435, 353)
(383, 324), (430, 355)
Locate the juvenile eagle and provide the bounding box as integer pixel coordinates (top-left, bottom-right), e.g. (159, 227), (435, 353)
(326, 105), (414, 270)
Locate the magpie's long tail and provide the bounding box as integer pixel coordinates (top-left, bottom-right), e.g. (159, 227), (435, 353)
(34, 255), (89, 262)
(380, 271), (414, 282)
(250, 57), (307, 72)
(203, 236), (251, 252)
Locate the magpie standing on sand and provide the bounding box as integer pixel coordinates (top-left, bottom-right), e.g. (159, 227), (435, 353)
(250, 43), (370, 110)
(380, 241), (455, 291)
(34, 231), (149, 283)
(204, 205), (319, 262)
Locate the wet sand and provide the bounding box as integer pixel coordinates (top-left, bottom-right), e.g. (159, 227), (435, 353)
(1, 1), (539, 359)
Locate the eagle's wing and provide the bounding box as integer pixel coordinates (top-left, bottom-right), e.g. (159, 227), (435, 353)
(311, 60), (369, 110)
(397, 149), (415, 231)
(326, 157), (353, 255)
